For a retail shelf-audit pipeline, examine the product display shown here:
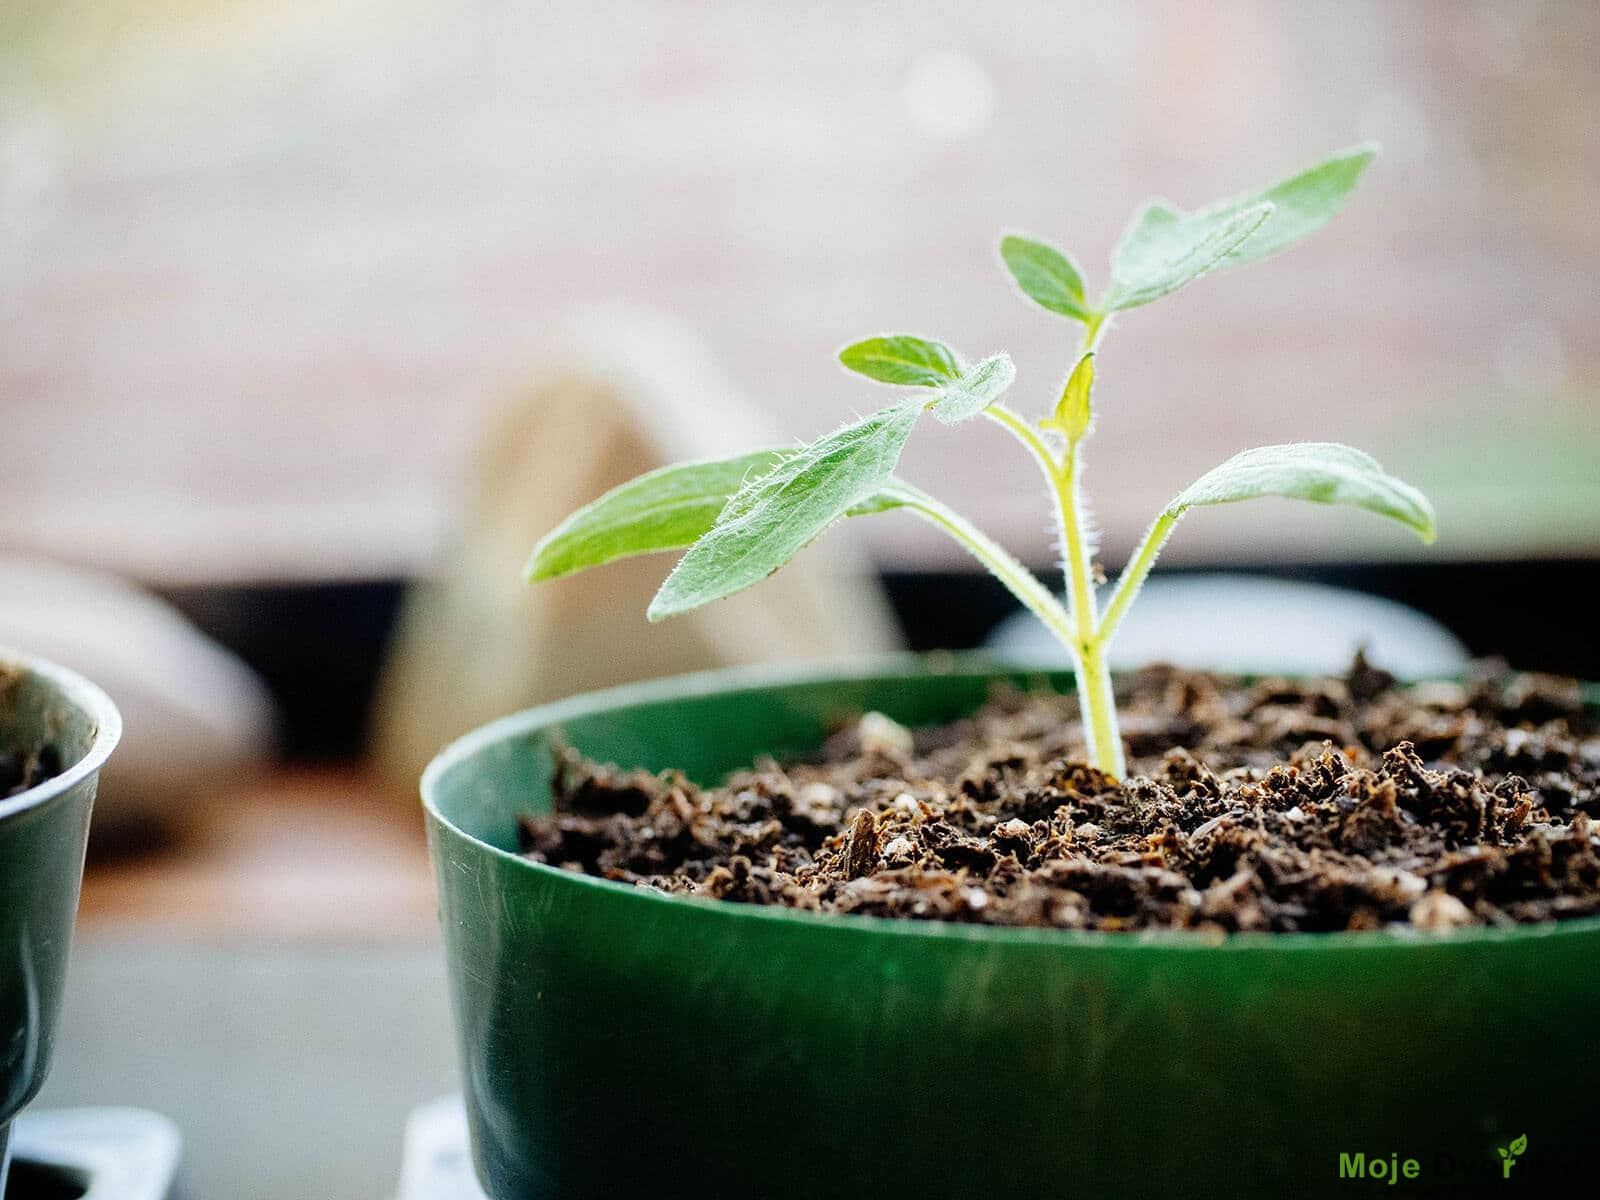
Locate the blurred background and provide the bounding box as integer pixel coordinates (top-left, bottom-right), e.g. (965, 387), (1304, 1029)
(1, 1), (1596, 1196)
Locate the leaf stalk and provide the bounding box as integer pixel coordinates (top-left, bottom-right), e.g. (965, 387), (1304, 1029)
(882, 482), (1078, 656)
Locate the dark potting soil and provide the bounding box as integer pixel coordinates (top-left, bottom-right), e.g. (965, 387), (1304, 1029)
(1, 743), (62, 800)
(519, 658), (1600, 933)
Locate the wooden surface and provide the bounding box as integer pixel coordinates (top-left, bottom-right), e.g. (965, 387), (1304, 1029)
(78, 768), (438, 936)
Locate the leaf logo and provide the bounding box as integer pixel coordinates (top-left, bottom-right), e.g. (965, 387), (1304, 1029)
(1499, 1133), (1527, 1179)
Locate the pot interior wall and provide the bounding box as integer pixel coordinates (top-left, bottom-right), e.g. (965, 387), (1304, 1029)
(0, 666), (99, 774)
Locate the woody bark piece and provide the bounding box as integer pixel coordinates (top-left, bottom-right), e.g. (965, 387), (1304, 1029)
(371, 309), (900, 794)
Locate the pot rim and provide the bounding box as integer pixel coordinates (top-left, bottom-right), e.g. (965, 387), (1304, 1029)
(0, 645), (124, 822)
(423, 651), (1600, 952)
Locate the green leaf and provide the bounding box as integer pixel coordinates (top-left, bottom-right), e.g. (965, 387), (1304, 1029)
(838, 336), (1013, 423)
(999, 235), (1090, 321)
(1105, 201), (1273, 311)
(1105, 144), (1378, 311)
(1042, 353), (1094, 441)
(1509, 1134), (1527, 1157)
(525, 449), (788, 581)
(648, 405), (921, 619)
(838, 335), (962, 387)
(1212, 143), (1378, 267)
(929, 353), (1016, 424)
(1498, 1149), (1509, 1159)
(1165, 442), (1436, 542)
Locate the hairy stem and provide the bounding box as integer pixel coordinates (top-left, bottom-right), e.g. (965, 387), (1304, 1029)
(1052, 308), (1125, 776)
(984, 310), (1127, 775)
(987, 312), (1128, 776)
(882, 483), (1079, 658)
(1057, 437), (1125, 777)
(1074, 643), (1121, 777)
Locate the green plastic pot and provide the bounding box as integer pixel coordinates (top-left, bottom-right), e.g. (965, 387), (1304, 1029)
(0, 649), (121, 1192)
(424, 657), (1600, 1199)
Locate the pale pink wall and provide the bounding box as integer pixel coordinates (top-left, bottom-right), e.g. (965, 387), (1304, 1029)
(2, 0), (1595, 581)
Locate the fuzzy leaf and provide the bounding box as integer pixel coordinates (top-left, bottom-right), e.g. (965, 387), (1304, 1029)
(930, 353), (1016, 424)
(1509, 1134), (1527, 1157)
(1165, 442), (1436, 542)
(1106, 144), (1377, 311)
(1211, 143), (1378, 267)
(999, 235), (1090, 321)
(838, 335), (961, 387)
(649, 405), (921, 619)
(525, 449), (788, 581)
(1106, 201), (1273, 311)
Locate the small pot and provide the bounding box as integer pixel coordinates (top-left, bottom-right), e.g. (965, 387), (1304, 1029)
(0, 648), (121, 1190)
(423, 657), (1600, 1199)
